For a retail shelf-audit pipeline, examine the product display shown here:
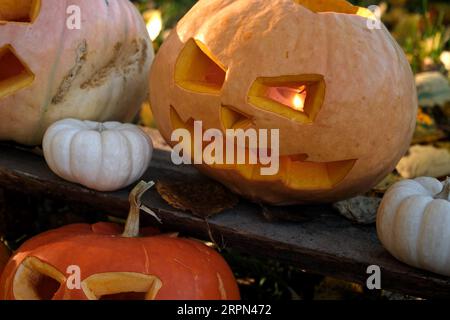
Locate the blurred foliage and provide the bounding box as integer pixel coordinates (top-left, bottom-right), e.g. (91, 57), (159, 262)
(389, 0), (449, 73)
(132, 0), (449, 73)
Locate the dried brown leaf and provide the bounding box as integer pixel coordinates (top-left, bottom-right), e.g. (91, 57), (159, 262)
(156, 179), (238, 218)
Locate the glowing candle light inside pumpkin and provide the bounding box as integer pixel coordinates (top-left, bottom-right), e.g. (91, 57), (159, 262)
(292, 86), (307, 112)
(266, 85), (307, 112)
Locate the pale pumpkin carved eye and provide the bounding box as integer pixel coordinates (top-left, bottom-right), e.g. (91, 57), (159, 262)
(13, 257), (65, 300)
(0, 0), (42, 23)
(175, 38), (227, 95)
(248, 75), (325, 124)
(81, 272), (163, 300)
(0, 1), (40, 98)
(0, 45), (35, 99)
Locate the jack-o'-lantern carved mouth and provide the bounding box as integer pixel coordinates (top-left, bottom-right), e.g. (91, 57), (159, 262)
(170, 106), (356, 190)
(12, 256), (162, 300)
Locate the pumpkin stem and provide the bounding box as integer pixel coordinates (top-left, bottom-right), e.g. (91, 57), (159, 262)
(435, 177), (450, 201)
(97, 123), (106, 133)
(122, 181), (155, 238)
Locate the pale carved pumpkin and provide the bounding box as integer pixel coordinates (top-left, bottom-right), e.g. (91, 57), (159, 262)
(149, 0), (417, 205)
(0, 0), (153, 145)
(377, 177), (450, 276)
(43, 119), (153, 192)
(0, 182), (241, 300)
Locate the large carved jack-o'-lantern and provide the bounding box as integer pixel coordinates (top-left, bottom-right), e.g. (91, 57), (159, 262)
(0, 0), (153, 145)
(0, 182), (240, 300)
(149, 0), (418, 205)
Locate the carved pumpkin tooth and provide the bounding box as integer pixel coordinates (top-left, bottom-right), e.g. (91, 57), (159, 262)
(220, 105), (252, 130)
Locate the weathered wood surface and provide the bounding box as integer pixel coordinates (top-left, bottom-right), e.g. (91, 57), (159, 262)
(0, 131), (449, 299)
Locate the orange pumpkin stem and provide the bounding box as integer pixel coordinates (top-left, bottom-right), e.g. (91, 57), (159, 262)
(436, 177), (450, 201)
(122, 181), (155, 238)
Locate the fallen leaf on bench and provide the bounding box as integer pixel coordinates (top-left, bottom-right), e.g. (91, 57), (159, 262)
(333, 196), (381, 225)
(396, 144), (450, 179)
(156, 180), (239, 218)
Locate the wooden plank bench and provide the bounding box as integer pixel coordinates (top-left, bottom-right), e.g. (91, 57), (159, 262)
(0, 129), (449, 299)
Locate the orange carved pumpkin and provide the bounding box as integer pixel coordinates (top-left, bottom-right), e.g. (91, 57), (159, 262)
(149, 0), (417, 205)
(0, 0), (153, 145)
(0, 182), (240, 300)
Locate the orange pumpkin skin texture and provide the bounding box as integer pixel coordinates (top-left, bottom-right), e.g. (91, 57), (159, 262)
(0, 223), (240, 300)
(0, 0), (153, 145)
(149, 0), (418, 205)
(0, 243), (10, 276)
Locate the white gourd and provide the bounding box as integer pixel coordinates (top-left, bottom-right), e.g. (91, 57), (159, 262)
(43, 119), (153, 192)
(377, 177), (450, 276)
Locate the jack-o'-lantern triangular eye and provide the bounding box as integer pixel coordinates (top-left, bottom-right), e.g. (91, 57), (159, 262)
(81, 272), (163, 300)
(0, 45), (35, 99)
(13, 257), (65, 300)
(248, 75), (325, 124)
(175, 39), (227, 95)
(0, 0), (41, 23)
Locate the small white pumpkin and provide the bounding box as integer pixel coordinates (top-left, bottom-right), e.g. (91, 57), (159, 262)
(43, 119), (153, 192)
(377, 177), (450, 276)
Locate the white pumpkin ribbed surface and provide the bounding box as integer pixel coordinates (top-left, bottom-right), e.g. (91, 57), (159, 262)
(43, 119), (153, 192)
(377, 177), (450, 276)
